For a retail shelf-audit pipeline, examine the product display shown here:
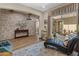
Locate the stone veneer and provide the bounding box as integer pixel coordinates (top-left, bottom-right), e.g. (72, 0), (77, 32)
(0, 9), (38, 40)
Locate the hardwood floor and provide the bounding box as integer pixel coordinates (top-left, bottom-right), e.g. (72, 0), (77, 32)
(10, 36), (38, 50)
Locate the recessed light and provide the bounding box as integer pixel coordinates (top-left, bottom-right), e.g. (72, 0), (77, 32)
(42, 6), (46, 9)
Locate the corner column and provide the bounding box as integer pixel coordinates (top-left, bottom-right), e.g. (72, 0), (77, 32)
(47, 15), (53, 39)
(76, 3), (79, 36)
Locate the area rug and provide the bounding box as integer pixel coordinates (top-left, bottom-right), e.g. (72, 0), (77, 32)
(13, 41), (66, 56)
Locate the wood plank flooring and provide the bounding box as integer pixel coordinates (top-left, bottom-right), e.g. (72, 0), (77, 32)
(10, 36), (37, 50)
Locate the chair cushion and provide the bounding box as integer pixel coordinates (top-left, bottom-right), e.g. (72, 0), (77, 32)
(47, 38), (64, 47)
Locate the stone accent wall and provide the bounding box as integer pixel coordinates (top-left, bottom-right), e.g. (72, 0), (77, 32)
(0, 9), (37, 40)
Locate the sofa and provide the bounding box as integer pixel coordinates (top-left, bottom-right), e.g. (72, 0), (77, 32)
(44, 34), (79, 55)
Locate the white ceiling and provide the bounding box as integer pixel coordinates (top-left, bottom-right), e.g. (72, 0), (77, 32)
(21, 3), (62, 12)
